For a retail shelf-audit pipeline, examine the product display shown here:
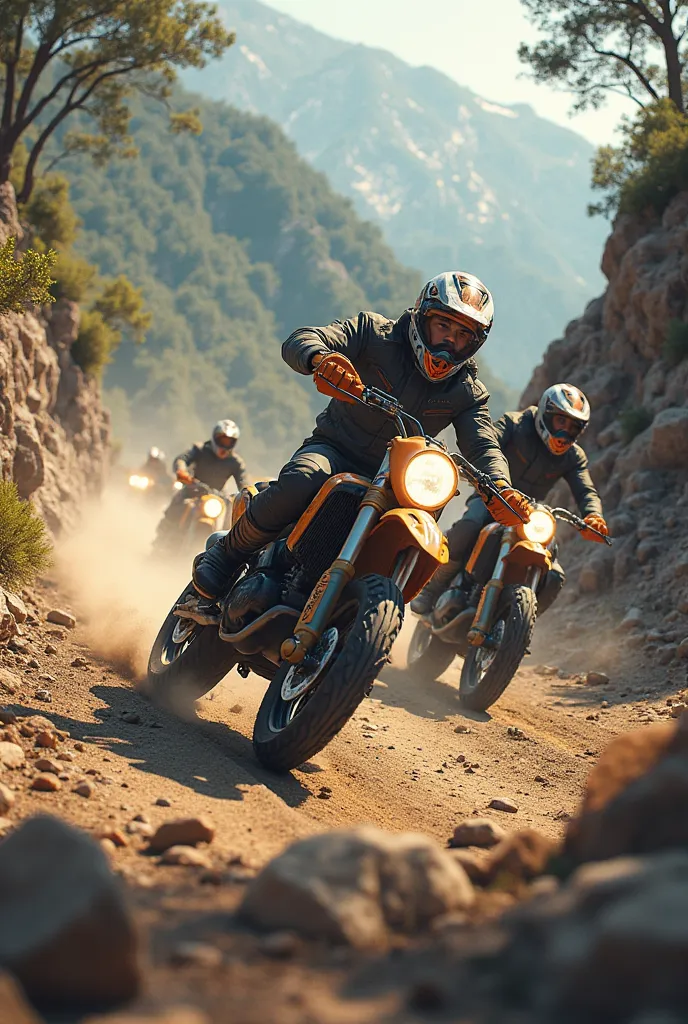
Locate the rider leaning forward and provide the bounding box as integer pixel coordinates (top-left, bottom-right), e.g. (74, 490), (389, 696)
(192, 271), (533, 607)
(412, 383), (610, 615)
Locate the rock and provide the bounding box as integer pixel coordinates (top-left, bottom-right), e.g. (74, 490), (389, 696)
(676, 637), (688, 660)
(34, 690), (52, 704)
(0, 742), (25, 769)
(27, 658), (40, 669)
(160, 846), (212, 868)
(229, 704), (243, 714)
(74, 742), (86, 752)
(35, 730), (57, 749)
(31, 773), (61, 792)
(484, 829), (557, 884)
(58, 751), (75, 762)
(169, 941), (223, 967)
(618, 607), (643, 632)
(99, 830), (128, 848)
(121, 711), (140, 725)
(35, 757), (60, 774)
(0, 708), (17, 725)
(489, 797), (519, 813)
(258, 931), (300, 959)
(71, 657), (88, 668)
(148, 816), (215, 853)
(126, 821), (154, 838)
(585, 671), (610, 686)
(74, 781), (94, 799)
(0, 970), (43, 1024)
(0, 782), (15, 814)
(446, 849), (491, 885)
(46, 609), (76, 629)
(239, 825), (475, 949)
(0, 815), (139, 1007)
(44, 644), (58, 656)
(3, 592), (27, 625)
(449, 818), (506, 849)
(0, 667), (21, 695)
(155, 797), (172, 807)
(453, 724), (472, 734)
(636, 539), (659, 565)
(648, 407), (688, 469)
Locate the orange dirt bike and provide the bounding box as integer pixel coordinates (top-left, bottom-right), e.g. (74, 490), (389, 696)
(152, 479), (230, 557)
(407, 490), (612, 712)
(146, 368), (525, 771)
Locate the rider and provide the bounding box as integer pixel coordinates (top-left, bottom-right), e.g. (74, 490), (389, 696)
(158, 421), (247, 537)
(411, 383), (609, 616)
(191, 271), (533, 608)
(140, 447), (172, 488)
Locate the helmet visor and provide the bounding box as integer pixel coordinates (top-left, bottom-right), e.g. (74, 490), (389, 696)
(212, 433), (236, 458)
(544, 410), (585, 443)
(424, 310), (480, 362)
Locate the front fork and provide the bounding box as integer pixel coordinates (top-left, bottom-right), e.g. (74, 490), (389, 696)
(467, 532), (544, 647)
(280, 457), (390, 665)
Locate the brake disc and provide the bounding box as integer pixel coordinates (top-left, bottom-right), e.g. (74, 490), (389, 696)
(281, 627), (339, 702)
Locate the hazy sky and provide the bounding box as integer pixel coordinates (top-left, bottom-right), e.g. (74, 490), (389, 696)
(263, 0), (635, 145)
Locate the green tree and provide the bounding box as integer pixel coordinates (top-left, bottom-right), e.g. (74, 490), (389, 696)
(0, 236), (56, 313)
(0, 0), (234, 202)
(518, 1), (688, 114)
(0, 480), (52, 590)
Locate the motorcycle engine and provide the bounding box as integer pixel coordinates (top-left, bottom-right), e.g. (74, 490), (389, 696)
(224, 571), (281, 631)
(432, 586), (468, 628)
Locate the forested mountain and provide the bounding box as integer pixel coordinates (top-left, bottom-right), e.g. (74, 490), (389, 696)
(183, 0), (608, 384)
(58, 89), (515, 472)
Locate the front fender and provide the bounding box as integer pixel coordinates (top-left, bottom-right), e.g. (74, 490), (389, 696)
(503, 539), (552, 584)
(355, 508), (448, 601)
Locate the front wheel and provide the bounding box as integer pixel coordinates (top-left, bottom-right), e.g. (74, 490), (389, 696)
(253, 574), (403, 772)
(407, 619), (456, 680)
(146, 583), (237, 711)
(459, 584), (536, 712)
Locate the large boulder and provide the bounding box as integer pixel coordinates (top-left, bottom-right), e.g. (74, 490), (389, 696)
(239, 825), (474, 949)
(0, 815), (139, 1009)
(648, 406), (688, 469)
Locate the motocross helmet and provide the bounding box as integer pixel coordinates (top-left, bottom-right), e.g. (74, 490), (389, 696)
(535, 383), (590, 456)
(211, 419), (240, 459)
(409, 271), (494, 382)
(147, 446), (165, 462)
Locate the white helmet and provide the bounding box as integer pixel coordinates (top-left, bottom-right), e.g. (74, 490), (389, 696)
(535, 384), (590, 456)
(211, 419), (240, 459)
(409, 271), (494, 382)
(148, 446), (165, 462)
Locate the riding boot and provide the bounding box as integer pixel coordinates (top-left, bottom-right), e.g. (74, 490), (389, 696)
(410, 560), (463, 615)
(192, 510), (279, 600)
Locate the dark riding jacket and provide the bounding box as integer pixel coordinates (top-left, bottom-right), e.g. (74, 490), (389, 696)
(173, 441), (247, 493)
(282, 310), (512, 482)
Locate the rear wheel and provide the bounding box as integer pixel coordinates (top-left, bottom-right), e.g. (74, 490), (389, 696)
(253, 574), (403, 772)
(459, 584), (536, 712)
(407, 619), (456, 679)
(146, 583), (237, 710)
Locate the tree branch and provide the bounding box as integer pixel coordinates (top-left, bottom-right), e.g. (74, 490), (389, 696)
(582, 29), (661, 101)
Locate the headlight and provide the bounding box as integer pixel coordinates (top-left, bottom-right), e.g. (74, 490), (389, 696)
(402, 451), (458, 511)
(173, 480), (184, 490)
(521, 508), (556, 545)
(129, 474), (150, 490)
(202, 496), (225, 520)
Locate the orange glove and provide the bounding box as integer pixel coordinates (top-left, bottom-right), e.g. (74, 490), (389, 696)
(486, 486), (533, 527)
(581, 513), (609, 543)
(176, 469), (194, 486)
(312, 352), (364, 405)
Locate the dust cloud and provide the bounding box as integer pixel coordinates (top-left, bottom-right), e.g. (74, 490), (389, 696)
(54, 486), (193, 679)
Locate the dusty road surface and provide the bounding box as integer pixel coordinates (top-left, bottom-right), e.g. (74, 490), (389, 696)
(3, 493), (682, 1022)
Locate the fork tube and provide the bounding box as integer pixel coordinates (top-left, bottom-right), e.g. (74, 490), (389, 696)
(467, 531), (514, 647)
(280, 457), (390, 664)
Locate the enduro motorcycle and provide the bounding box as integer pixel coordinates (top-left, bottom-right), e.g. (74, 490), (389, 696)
(146, 366), (524, 772)
(407, 496), (612, 712)
(153, 480), (229, 557)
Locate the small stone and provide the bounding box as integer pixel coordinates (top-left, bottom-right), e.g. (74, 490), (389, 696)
(73, 742), (86, 752)
(126, 820), (154, 838)
(34, 689), (52, 704)
(317, 786), (332, 800)
(585, 671), (610, 686)
(670, 703), (687, 719)
(454, 724), (472, 734)
(677, 637), (688, 660)
(44, 644), (58, 656)
(31, 773), (61, 792)
(229, 704), (243, 713)
(35, 758), (60, 775)
(37, 674), (55, 684)
(149, 816), (215, 853)
(601, 701), (610, 708)
(0, 781), (15, 815)
(71, 657), (89, 668)
(99, 829), (128, 848)
(0, 708), (17, 725)
(121, 711), (140, 725)
(259, 931), (300, 959)
(489, 797), (519, 813)
(46, 609), (76, 628)
(74, 780), (94, 798)
(35, 730), (57, 749)
(100, 838), (117, 856)
(450, 818), (506, 849)
(57, 751), (75, 762)
(507, 725), (527, 739)
(133, 813), (150, 823)
(170, 941), (223, 967)
(155, 797), (172, 807)
(0, 741), (25, 769)
(618, 607), (643, 632)
(27, 659), (40, 669)
(160, 845), (212, 868)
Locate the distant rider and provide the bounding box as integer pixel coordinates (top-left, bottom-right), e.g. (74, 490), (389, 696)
(140, 447), (173, 489)
(158, 420), (247, 537)
(189, 271), (534, 611)
(411, 383), (609, 616)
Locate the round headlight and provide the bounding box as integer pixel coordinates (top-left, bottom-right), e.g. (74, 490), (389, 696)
(129, 474), (150, 490)
(521, 508), (556, 545)
(403, 451), (458, 511)
(203, 496), (225, 520)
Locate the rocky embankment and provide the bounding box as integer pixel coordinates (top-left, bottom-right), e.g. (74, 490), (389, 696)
(522, 191), (688, 677)
(0, 183), (109, 538)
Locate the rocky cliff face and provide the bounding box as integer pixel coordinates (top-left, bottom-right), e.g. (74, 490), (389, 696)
(0, 183), (110, 535)
(523, 192), (688, 674)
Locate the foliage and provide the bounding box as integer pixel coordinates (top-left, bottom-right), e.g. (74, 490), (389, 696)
(71, 278), (150, 377)
(0, 481), (52, 590)
(22, 174), (81, 251)
(50, 249), (98, 303)
(71, 309), (113, 377)
(663, 317), (688, 366)
(0, 237), (56, 314)
(590, 99), (688, 215)
(0, 0), (235, 203)
(518, 1), (688, 114)
(619, 403), (653, 443)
